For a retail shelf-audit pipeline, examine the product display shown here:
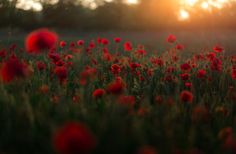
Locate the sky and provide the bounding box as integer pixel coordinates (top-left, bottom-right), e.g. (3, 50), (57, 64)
(12, 0), (236, 21)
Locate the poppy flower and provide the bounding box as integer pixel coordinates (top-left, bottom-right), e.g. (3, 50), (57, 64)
(53, 122), (96, 154)
(77, 40), (85, 46)
(60, 41), (66, 48)
(114, 37), (121, 43)
(180, 90), (193, 103)
(180, 73), (190, 81)
(101, 38), (109, 45)
(180, 63), (191, 72)
(36, 61), (46, 71)
(167, 34), (176, 43)
(176, 44), (184, 50)
(232, 67), (236, 79)
(0, 56), (29, 83)
(213, 45), (224, 53)
(111, 64), (121, 75)
(92, 89), (106, 99)
(106, 77), (125, 94)
(197, 69), (206, 78)
(54, 66), (68, 83)
(124, 42), (132, 51)
(25, 28), (58, 54)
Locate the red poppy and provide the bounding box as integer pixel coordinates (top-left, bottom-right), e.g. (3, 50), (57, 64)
(77, 40), (85, 46)
(114, 37), (121, 43)
(101, 38), (109, 45)
(0, 56), (29, 83)
(124, 42), (132, 51)
(180, 63), (191, 72)
(111, 64), (121, 75)
(53, 122), (96, 154)
(180, 73), (190, 81)
(232, 67), (236, 79)
(176, 44), (184, 50)
(54, 66), (68, 83)
(167, 34), (176, 43)
(25, 28), (58, 54)
(60, 41), (66, 48)
(92, 89), (106, 99)
(213, 45), (224, 53)
(197, 69), (206, 78)
(106, 77), (125, 94)
(36, 61), (46, 71)
(180, 90), (193, 103)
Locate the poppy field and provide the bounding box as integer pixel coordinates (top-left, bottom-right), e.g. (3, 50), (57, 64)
(1, 28), (236, 154)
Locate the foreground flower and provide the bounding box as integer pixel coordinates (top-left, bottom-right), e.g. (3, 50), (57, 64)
(25, 28), (58, 54)
(53, 122), (96, 154)
(180, 90), (193, 103)
(0, 56), (30, 83)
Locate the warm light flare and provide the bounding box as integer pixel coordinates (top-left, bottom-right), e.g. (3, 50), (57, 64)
(178, 9), (190, 21)
(179, 0), (236, 20)
(126, 0), (139, 4)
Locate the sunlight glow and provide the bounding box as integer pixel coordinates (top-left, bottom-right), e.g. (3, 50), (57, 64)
(126, 0), (139, 5)
(178, 9), (190, 21)
(179, 0), (236, 20)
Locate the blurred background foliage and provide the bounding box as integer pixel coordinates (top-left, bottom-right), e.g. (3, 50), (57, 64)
(1, 0), (236, 31)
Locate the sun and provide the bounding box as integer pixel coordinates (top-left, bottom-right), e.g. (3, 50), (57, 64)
(126, 0), (139, 5)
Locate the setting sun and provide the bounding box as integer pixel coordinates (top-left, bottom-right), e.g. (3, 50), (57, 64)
(126, 0), (139, 4)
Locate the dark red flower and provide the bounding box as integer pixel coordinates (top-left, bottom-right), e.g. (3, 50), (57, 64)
(167, 34), (176, 43)
(130, 62), (141, 71)
(92, 89), (106, 99)
(54, 66), (68, 83)
(180, 90), (193, 103)
(77, 40), (85, 46)
(0, 48), (7, 59)
(111, 64), (121, 75)
(25, 28), (58, 54)
(197, 69), (206, 78)
(180, 63), (191, 72)
(232, 67), (236, 79)
(36, 61), (46, 71)
(53, 122), (96, 154)
(0, 56), (29, 83)
(180, 73), (190, 81)
(106, 78), (125, 94)
(114, 37), (121, 43)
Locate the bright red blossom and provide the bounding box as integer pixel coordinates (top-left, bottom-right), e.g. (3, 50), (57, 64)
(25, 28), (58, 54)
(92, 89), (106, 99)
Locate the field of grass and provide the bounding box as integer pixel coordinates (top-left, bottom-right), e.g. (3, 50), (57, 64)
(0, 29), (236, 154)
